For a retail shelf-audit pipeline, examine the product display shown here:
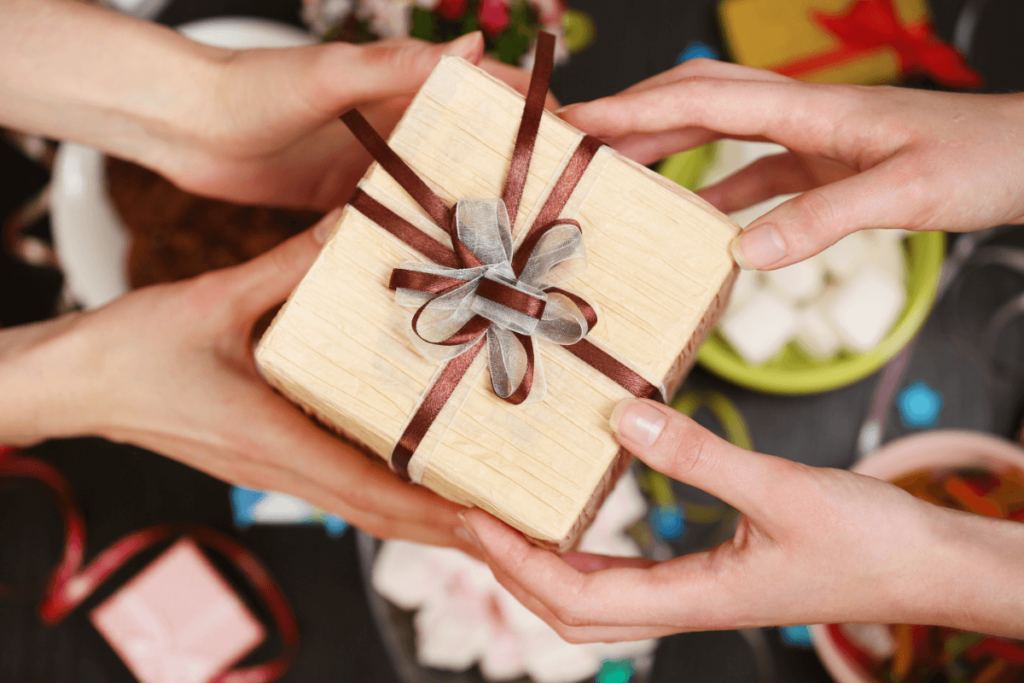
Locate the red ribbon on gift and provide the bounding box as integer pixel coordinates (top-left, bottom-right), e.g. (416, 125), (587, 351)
(775, 0), (983, 88)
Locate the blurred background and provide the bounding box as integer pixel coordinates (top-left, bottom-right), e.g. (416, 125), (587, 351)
(2, 0), (1024, 682)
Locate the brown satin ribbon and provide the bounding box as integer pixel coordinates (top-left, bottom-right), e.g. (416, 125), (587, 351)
(341, 33), (659, 479)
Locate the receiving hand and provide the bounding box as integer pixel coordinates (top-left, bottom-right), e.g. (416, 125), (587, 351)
(2, 212), (477, 554)
(461, 399), (1024, 641)
(558, 60), (1024, 270)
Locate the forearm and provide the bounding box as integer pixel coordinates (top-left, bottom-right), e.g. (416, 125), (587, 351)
(0, 315), (96, 445)
(924, 505), (1024, 638)
(0, 0), (225, 165)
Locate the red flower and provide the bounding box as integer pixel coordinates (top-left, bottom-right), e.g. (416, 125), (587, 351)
(436, 0), (469, 21)
(477, 0), (510, 37)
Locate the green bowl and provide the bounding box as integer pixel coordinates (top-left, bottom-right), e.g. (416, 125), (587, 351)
(658, 149), (946, 395)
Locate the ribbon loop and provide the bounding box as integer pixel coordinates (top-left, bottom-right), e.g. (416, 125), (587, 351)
(392, 198), (595, 403)
(456, 199), (514, 268)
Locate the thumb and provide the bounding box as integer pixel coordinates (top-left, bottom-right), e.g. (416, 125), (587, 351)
(322, 32), (484, 108)
(730, 161), (913, 270)
(229, 208), (342, 320)
(609, 399), (776, 515)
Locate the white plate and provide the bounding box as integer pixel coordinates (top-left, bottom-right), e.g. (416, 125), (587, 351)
(50, 17), (316, 309)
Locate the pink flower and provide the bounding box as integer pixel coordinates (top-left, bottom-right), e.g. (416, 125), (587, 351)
(477, 0), (510, 37)
(435, 0), (469, 21)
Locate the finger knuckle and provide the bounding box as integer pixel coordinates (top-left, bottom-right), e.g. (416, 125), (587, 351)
(339, 486), (378, 515)
(366, 41), (429, 77)
(180, 271), (233, 318)
(661, 420), (719, 480)
(792, 190), (840, 244)
(557, 626), (593, 645)
(552, 602), (589, 628)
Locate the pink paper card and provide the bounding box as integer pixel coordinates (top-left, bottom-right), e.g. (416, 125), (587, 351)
(91, 538), (266, 683)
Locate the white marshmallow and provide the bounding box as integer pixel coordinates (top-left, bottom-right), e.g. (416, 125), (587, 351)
(822, 232), (871, 282)
(795, 306), (841, 360)
(764, 256), (825, 304)
(723, 269), (762, 320)
(826, 268), (906, 353)
(865, 235), (906, 284)
(719, 290), (798, 365)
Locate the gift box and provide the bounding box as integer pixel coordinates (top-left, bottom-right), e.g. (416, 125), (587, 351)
(255, 36), (738, 550)
(719, 0), (981, 88)
(90, 539), (266, 683)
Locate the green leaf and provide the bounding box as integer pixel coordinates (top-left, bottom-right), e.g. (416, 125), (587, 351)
(409, 7), (436, 41)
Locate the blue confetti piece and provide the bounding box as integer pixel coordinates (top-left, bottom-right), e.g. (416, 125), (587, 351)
(676, 41), (719, 65)
(780, 625), (813, 648)
(897, 381), (943, 429)
(650, 504), (685, 541)
(230, 486), (266, 528)
(323, 515), (349, 537)
(597, 659), (634, 683)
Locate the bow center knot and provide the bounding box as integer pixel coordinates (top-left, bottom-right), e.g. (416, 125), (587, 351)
(390, 198), (597, 404)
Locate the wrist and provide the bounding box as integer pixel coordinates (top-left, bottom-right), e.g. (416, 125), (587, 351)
(0, 0), (229, 168)
(0, 314), (100, 445)
(916, 504), (1024, 638)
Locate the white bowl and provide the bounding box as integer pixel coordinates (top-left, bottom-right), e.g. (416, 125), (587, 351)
(811, 430), (1024, 683)
(50, 17), (316, 309)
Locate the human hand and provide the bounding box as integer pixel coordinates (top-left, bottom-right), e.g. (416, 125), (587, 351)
(160, 39), (555, 209)
(2, 1), (555, 210)
(461, 399), (1024, 641)
(153, 33), (489, 209)
(0, 212), (477, 554)
(558, 59), (1024, 270)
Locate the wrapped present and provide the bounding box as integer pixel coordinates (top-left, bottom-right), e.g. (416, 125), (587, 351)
(90, 539), (266, 683)
(255, 34), (738, 550)
(719, 0), (982, 87)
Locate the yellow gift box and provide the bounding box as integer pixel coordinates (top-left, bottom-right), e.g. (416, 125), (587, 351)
(719, 0), (981, 87)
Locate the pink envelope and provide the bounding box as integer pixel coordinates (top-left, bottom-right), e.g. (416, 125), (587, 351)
(91, 538), (266, 683)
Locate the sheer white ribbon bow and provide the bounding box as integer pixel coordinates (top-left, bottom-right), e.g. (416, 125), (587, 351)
(392, 199), (596, 403)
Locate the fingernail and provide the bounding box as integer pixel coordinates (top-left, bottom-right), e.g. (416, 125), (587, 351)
(555, 103), (580, 117)
(457, 511), (483, 550)
(442, 31), (483, 58)
(313, 208), (342, 245)
(731, 223), (787, 270)
(609, 399), (666, 447)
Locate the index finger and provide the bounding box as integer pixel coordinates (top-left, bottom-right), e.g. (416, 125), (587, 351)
(561, 78), (850, 159)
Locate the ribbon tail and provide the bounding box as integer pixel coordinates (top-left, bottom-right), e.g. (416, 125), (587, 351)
(486, 327), (543, 404)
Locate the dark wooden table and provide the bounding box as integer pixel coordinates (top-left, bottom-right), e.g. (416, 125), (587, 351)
(2, 0), (1023, 681)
